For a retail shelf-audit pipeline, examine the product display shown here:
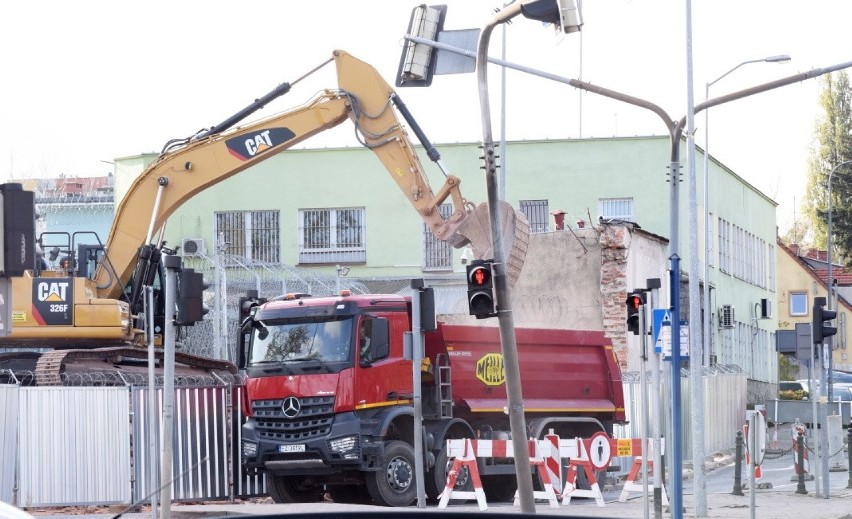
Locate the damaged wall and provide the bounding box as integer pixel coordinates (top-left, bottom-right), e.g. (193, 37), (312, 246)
(512, 223), (668, 369)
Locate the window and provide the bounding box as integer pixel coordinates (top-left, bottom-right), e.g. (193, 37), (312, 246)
(299, 207), (366, 264)
(789, 292), (808, 316)
(215, 210), (279, 263)
(598, 197), (634, 222)
(520, 199), (549, 233)
(706, 212), (714, 267)
(423, 203), (453, 270)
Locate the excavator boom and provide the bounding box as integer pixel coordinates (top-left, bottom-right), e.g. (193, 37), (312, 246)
(95, 50), (528, 300)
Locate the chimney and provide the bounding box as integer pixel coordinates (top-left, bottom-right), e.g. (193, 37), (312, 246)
(551, 210), (566, 230)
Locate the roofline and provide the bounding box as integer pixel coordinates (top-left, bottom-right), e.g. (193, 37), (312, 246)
(778, 238), (852, 312)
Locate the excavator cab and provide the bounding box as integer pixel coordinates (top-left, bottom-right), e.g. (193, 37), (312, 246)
(38, 231), (105, 278)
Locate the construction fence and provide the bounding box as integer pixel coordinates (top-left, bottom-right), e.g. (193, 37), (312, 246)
(1, 369), (749, 508)
(0, 381), (259, 508)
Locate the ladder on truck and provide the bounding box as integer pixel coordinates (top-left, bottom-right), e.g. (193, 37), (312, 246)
(436, 353), (453, 418)
(422, 353), (453, 419)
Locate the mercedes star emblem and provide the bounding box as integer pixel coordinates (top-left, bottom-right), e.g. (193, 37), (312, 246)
(281, 396), (301, 418)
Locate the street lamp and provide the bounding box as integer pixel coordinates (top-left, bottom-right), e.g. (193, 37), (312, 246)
(702, 54), (791, 368)
(826, 159), (852, 401)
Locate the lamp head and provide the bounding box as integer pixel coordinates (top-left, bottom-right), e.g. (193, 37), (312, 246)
(764, 54), (791, 63)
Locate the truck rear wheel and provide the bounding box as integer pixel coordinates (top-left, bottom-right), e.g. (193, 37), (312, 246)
(266, 474), (324, 503)
(366, 440), (417, 507)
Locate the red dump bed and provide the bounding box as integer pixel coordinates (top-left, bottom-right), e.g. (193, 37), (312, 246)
(424, 323), (625, 423)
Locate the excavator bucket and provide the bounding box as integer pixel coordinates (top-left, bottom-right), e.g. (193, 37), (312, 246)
(455, 201), (530, 287)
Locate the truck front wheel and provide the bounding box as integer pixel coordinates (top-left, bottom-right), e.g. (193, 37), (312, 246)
(366, 440), (417, 507)
(267, 474), (324, 503)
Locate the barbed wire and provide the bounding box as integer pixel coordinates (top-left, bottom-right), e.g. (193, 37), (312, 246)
(621, 364), (744, 382)
(179, 254), (419, 361)
(0, 369), (241, 388)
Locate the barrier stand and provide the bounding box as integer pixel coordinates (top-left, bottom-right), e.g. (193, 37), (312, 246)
(513, 439), (560, 508)
(790, 421), (810, 482)
(561, 439), (606, 507)
(619, 456), (668, 505)
(438, 438), (488, 511)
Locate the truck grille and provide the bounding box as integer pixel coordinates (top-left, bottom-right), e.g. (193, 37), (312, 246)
(252, 396), (335, 441)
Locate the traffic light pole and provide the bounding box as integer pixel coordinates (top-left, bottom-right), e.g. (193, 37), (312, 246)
(812, 296), (837, 498)
(475, 5), (535, 512)
(161, 254), (181, 519)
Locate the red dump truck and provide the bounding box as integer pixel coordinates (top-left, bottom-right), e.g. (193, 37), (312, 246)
(238, 292), (625, 507)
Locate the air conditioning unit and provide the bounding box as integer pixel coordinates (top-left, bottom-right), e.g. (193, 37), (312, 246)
(182, 238), (206, 257)
(759, 298), (772, 319)
(719, 304), (735, 328)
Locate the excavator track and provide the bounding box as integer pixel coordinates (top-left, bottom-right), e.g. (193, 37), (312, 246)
(34, 347), (237, 386)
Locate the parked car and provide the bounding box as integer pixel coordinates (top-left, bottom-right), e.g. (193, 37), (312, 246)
(0, 501), (35, 519)
(779, 380), (807, 393)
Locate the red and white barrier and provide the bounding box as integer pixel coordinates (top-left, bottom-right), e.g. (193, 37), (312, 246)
(438, 438), (488, 510)
(440, 432), (653, 510)
(617, 439), (668, 505)
(561, 438), (606, 507)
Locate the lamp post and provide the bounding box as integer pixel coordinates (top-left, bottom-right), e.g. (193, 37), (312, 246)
(827, 159), (852, 401)
(702, 54), (791, 368)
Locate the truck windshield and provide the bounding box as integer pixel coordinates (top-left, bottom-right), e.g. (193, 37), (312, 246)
(249, 316), (353, 365)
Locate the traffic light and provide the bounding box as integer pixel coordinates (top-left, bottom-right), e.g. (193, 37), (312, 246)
(466, 259), (497, 319)
(238, 290), (266, 324)
(0, 183), (35, 277)
(626, 291), (646, 335)
(177, 268), (209, 325)
(812, 296), (837, 344)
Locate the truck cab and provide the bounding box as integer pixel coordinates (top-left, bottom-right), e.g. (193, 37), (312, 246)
(238, 292), (422, 506)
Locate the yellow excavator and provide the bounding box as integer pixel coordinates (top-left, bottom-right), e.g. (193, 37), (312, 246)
(0, 50), (529, 386)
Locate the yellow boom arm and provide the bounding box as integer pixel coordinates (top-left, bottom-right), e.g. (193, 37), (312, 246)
(94, 50), (528, 300)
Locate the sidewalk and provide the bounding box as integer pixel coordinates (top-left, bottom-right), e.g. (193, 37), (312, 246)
(29, 486), (852, 519)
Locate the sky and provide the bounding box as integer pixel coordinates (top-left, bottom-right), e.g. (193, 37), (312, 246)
(1, 0), (851, 234)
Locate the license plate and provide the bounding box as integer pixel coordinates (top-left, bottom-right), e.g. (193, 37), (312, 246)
(279, 444), (306, 453)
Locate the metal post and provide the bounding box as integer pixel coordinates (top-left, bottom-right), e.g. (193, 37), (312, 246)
(748, 412), (756, 519)
(796, 432), (808, 494)
(685, 2), (707, 511)
(811, 336), (820, 497)
(639, 301), (649, 519)
(475, 5), (534, 512)
(410, 280), (426, 508)
(146, 286), (159, 519)
(160, 254), (181, 519)
(702, 55), (791, 370)
(668, 159), (684, 518)
(731, 431), (744, 496)
(648, 283), (663, 519)
(847, 425), (852, 489)
(819, 343), (829, 498)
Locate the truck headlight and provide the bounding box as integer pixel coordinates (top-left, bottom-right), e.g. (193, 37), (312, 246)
(242, 440), (258, 458)
(329, 435), (359, 459)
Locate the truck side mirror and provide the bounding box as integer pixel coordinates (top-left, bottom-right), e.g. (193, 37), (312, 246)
(237, 320), (251, 369)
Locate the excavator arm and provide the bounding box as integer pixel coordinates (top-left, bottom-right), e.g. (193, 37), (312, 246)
(94, 50), (529, 301)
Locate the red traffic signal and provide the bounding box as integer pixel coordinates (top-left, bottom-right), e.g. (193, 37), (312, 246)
(626, 291), (646, 335)
(466, 260), (496, 319)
